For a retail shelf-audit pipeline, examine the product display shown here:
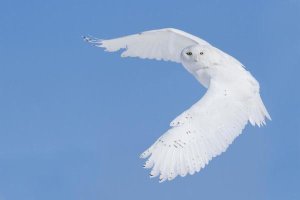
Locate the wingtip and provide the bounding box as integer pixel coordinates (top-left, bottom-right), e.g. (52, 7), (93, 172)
(266, 113), (272, 121)
(159, 178), (166, 183)
(82, 35), (93, 42)
(140, 149), (151, 159)
(82, 35), (103, 46)
(82, 35), (88, 41)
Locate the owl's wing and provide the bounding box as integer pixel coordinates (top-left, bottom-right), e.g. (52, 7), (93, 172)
(84, 28), (209, 63)
(140, 80), (252, 182)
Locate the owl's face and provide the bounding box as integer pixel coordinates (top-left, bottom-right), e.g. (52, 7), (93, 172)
(181, 45), (222, 69)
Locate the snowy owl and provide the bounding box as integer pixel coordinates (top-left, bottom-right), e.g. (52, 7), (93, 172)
(84, 28), (271, 182)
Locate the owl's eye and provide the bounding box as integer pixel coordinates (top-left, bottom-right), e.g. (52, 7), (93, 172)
(200, 52), (204, 55)
(186, 52), (192, 56)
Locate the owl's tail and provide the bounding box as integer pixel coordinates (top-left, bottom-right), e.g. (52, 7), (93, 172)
(248, 94), (271, 127)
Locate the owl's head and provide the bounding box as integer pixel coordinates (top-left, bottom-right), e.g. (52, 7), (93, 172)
(181, 45), (223, 69)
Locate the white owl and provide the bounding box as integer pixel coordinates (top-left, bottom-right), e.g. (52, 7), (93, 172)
(84, 28), (271, 182)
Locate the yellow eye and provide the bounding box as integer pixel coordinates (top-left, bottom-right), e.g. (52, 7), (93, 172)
(186, 52), (192, 56)
(200, 52), (204, 55)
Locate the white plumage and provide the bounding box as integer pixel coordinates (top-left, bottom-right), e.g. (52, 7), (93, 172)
(84, 28), (271, 182)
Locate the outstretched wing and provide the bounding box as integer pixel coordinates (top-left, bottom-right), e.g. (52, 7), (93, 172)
(84, 28), (209, 63)
(140, 80), (251, 182)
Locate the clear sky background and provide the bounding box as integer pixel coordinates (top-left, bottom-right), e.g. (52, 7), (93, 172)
(0, 0), (299, 199)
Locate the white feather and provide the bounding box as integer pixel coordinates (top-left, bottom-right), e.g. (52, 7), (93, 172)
(86, 28), (271, 182)
(84, 28), (209, 63)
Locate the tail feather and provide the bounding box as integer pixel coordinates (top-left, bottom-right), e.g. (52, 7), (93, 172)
(249, 94), (271, 126)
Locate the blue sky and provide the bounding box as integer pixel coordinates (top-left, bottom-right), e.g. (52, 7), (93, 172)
(0, 0), (299, 199)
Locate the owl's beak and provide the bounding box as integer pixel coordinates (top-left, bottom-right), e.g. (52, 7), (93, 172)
(194, 56), (200, 62)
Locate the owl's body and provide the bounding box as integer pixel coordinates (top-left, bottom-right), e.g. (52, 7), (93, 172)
(181, 44), (265, 120)
(85, 28), (270, 182)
